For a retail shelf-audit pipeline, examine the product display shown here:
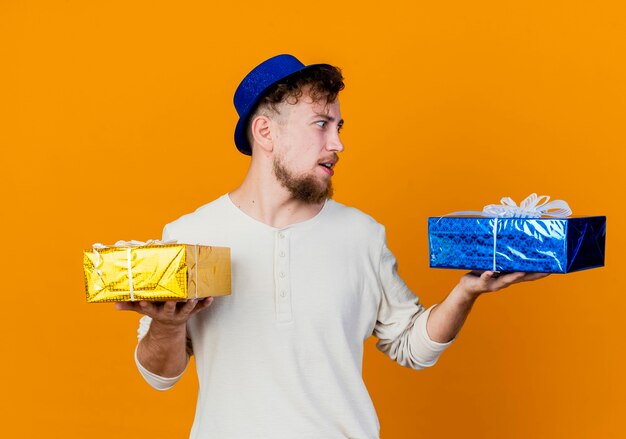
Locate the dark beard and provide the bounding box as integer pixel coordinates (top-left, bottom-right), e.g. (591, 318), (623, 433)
(273, 157), (333, 204)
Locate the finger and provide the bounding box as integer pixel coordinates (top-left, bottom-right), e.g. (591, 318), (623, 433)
(138, 300), (158, 316)
(115, 302), (141, 312)
(192, 297), (214, 313)
(117, 301), (158, 316)
(519, 272), (550, 282)
(498, 272), (527, 284)
(480, 271), (496, 282)
(162, 301), (177, 317)
(486, 272), (526, 291)
(178, 298), (199, 316)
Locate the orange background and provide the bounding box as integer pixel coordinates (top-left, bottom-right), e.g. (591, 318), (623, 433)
(1, 1), (624, 438)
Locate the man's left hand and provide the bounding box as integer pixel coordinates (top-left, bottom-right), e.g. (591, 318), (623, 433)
(426, 271), (550, 343)
(459, 270), (550, 299)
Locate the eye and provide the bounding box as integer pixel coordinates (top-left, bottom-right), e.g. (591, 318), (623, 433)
(315, 120), (327, 128)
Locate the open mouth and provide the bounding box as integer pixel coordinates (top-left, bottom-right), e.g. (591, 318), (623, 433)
(318, 162), (335, 176)
(317, 154), (338, 176)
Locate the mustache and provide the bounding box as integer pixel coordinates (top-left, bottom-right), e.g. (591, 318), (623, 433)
(319, 153), (339, 165)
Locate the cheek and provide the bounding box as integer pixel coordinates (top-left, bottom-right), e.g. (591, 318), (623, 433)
(285, 134), (318, 156)
(276, 130), (323, 169)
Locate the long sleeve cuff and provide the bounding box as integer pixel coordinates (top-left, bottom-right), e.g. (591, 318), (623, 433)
(408, 305), (454, 368)
(134, 345), (187, 391)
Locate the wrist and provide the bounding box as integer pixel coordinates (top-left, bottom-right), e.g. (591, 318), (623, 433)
(450, 283), (482, 304)
(147, 319), (187, 341)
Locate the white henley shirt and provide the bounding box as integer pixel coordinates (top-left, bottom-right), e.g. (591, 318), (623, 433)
(135, 194), (452, 438)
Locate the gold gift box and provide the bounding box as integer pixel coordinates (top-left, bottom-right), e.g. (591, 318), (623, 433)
(83, 243), (231, 303)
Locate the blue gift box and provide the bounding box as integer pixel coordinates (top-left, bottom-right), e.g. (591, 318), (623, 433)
(428, 216), (606, 273)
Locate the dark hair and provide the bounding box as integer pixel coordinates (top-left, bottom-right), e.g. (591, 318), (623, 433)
(258, 64), (344, 111)
(246, 65), (344, 146)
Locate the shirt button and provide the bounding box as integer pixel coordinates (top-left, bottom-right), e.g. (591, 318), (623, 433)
(279, 271), (286, 278)
(279, 233), (285, 239)
(280, 290), (287, 297)
(279, 251), (286, 257)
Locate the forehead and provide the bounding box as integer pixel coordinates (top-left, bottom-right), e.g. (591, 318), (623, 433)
(281, 93), (342, 119)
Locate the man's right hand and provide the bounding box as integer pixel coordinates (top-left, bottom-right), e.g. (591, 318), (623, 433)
(116, 298), (213, 378)
(115, 297), (214, 327)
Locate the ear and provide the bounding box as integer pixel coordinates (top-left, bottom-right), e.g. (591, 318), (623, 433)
(250, 115), (274, 153)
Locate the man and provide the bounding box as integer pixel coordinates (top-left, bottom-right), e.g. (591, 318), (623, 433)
(117, 54), (547, 438)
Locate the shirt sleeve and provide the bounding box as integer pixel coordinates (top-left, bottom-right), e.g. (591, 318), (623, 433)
(374, 233), (453, 369)
(162, 224), (172, 242)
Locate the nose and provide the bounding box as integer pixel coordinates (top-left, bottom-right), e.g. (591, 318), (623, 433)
(327, 130), (344, 153)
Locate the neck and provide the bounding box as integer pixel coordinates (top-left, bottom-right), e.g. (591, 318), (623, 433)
(229, 163), (326, 229)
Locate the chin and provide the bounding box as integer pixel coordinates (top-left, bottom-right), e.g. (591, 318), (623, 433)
(292, 178), (333, 204)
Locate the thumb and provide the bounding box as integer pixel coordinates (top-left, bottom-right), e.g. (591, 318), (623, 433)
(115, 302), (135, 311)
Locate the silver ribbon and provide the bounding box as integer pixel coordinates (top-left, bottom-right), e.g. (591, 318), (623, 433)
(452, 193), (572, 219)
